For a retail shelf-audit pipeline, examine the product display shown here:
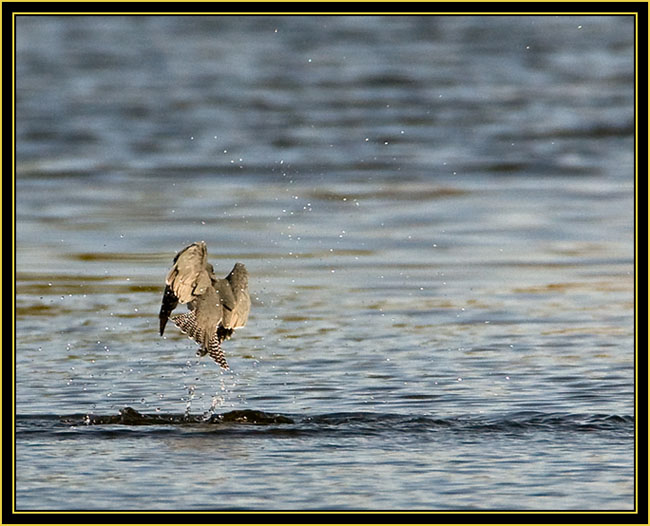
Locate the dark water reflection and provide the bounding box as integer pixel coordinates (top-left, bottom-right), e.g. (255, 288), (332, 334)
(15, 15), (635, 511)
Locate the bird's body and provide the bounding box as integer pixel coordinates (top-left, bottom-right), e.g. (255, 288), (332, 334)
(159, 241), (250, 369)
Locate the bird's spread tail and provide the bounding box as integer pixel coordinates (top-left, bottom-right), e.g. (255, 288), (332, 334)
(172, 311), (201, 342)
(208, 332), (229, 370)
(172, 311), (229, 370)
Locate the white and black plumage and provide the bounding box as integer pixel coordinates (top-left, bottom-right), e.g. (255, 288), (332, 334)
(159, 241), (250, 369)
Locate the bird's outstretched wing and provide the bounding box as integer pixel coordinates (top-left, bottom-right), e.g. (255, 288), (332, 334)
(159, 241), (211, 335)
(221, 262), (251, 330)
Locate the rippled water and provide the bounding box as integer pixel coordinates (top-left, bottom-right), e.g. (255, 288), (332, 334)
(14, 15), (636, 511)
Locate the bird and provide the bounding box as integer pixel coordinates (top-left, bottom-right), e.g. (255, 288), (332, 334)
(159, 241), (250, 369)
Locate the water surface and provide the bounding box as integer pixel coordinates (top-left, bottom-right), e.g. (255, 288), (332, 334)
(15, 15), (635, 511)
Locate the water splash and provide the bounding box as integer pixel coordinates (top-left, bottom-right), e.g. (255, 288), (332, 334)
(184, 385), (196, 419)
(54, 410), (629, 433)
(203, 372), (229, 420)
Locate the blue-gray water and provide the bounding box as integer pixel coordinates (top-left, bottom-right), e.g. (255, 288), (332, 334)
(15, 15), (635, 511)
